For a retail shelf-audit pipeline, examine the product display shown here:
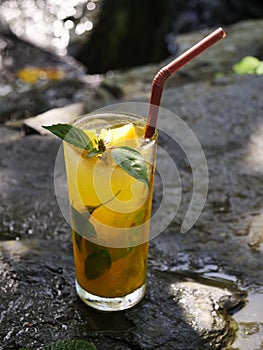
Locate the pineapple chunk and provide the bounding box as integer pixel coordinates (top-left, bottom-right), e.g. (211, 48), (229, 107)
(100, 123), (137, 147)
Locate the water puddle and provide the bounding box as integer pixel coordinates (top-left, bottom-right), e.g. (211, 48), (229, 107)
(172, 268), (262, 349)
(201, 272), (263, 350)
(230, 292), (263, 350)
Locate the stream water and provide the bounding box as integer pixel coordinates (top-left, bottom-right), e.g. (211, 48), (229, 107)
(0, 0), (100, 55)
(203, 271), (263, 350)
(231, 291), (263, 350)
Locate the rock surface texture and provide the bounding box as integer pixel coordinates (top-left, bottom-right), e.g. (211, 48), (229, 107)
(0, 20), (263, 350)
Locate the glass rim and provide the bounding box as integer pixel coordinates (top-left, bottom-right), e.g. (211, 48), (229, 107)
(71, 111), (158, 148)
(72, 111), (146, 127)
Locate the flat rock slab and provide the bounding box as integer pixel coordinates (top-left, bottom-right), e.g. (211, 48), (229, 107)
(0, 133), (68, 241)
(154, 74), (263, 287)
(0, 74), (263, 348)
(0, 239), (244, 350)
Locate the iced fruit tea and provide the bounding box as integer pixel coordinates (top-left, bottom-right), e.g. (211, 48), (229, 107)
(63, 112), (157, 310)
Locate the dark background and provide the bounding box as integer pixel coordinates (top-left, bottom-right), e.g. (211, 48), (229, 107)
(75, 0), (263, 73)
(0, 0), (263, 74)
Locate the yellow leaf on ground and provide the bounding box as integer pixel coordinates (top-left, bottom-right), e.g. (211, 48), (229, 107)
(17, 67), (64, 84)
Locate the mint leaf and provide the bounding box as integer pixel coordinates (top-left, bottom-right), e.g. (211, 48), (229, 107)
(85, 249), (112, 279)
(43, 124), (151, 184)
(44, 339), (96, 350)
(43, 123), (93, 151)
(71, 206), (97, 238)
(111, 146), (149, 187)
(73, 230), (83, 252)
(109, 246), (133, 261)
(71, 191), (121, 246)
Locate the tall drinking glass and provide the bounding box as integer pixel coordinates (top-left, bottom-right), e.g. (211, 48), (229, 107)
(63, 112), (157, 311)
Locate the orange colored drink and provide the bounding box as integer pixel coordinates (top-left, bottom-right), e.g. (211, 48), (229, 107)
(64, 112), (157, 311)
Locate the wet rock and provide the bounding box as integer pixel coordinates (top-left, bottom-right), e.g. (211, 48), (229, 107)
(0, 32), (83, 83)
(125, 270), (245, 350)
(0, 32), (98, 124)
(0, 239), (245, 350)
(92, 20), (263, 103)
(1, 72), (262, 349)
(0, 126), (22, 143)
(247, 213), (263, 252)
(0, 132), (68, 241)
(151, 74), (263, 287)
(0, 77), (90, 125)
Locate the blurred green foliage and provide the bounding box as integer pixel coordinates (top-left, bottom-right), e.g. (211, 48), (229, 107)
(233, 56), (263, 75)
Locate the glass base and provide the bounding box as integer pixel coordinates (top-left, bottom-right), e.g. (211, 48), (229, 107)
(76, 280), (146, 311)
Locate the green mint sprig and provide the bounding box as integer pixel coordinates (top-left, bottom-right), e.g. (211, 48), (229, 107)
(71, 205), (97, 239)
(43, 123), (149, 187)
(43, 124), (103, 158)
(43, 124), (93, 151)
(71, 190), (121, 243)
(111, 146), (149, 188)
(85, 248), (112, 280)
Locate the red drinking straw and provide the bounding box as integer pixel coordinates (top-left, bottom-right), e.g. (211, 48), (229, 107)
(144, 27), (226, 139)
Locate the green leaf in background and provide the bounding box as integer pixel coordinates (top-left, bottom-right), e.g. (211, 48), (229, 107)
(43, 339), (97, 350)
(233, 56), (263, 75)
(85, 248), (112, 280)
(111, 146), (149, 188)
(71, 206), (97, 239)
(256, 62), (263, 75)
(43, 124), (93, 151)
